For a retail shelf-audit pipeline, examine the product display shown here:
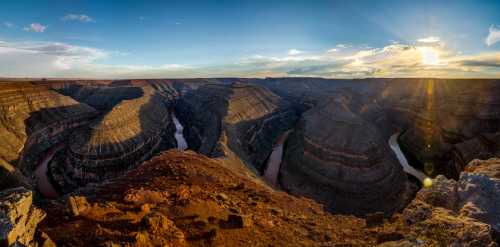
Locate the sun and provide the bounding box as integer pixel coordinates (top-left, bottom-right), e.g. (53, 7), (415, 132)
(418, 47), (440, 65)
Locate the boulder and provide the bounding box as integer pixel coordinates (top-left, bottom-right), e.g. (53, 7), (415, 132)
(0, 187), (46, 247)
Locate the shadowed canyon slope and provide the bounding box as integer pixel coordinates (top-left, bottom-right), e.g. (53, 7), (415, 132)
(281, 94), (416, 215)
(1, 78), (500, 246)
(175, 82), (298, 181)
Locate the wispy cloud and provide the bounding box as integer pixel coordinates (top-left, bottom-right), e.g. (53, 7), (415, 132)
(2, 22), (14, 28)
(288, 49), (304, 55)
(62, 14), (94, 23)
(23, 23), (47, 32)
(0, 40), (107, 72)
(486, 25), (500, 46)
(0, 37), (499, 78)
(417, 36), (441, 43)
(336, 44), (350, 49)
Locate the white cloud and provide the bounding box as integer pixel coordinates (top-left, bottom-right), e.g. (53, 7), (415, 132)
(336, 44), (349, 48)
(327, 48), (338, 53)
(0, 38), (499, 79)
(62, 14), (94, 23)
(0, 40), (107, 73)
(417, 36), (440, 43)
(486, 25), (500, 46)
(161, 64), (191, 70)
(288, 49), (304, 55)
(23, 23), (47, 33)
(2, 22), (14, 28)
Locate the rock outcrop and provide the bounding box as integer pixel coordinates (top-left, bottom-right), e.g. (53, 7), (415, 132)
(176, 82), (297, 178)
(0, 187), (47, 247)
(466, 158), (500, 179)
(401, 199), (497, 247)
(281, 94), (416, 216)
(416, 168), (500, 233)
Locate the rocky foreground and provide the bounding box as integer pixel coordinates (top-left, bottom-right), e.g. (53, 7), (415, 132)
(2, 150), (498, 246)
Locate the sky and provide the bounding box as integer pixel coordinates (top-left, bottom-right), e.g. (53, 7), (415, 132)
(0, 0), (500, 79)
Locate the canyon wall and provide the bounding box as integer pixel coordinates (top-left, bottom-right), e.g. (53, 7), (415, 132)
(51, 86), (176, 192)
(0, 82), (97, 190)
(176, 82), (298, 179)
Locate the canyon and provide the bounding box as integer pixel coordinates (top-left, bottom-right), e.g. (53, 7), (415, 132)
(1, 78), (499, 246)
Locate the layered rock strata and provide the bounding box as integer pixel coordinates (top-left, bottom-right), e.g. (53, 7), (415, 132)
(176, 82), (297, 177)
(281, 95), (415, 216)
(0, 82), (97, 190)
(385, 80), (500, 178)
(52, 86), (175, 190)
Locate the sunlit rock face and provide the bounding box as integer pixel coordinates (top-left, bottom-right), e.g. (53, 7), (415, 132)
(0, 187), (47, 247)
(281, 94), (416, 216)
(0, 82), (97, 190)
(176, 82), (297, 177)
(53, 86), (175, 191)
(415, 161), (500, 234)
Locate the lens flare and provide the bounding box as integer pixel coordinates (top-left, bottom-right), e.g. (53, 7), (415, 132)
(423, 178), (433, 188)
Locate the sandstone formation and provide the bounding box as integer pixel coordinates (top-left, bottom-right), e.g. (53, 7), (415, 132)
(255, 78), (500, 180)
(281, 94), (416, 216)
(384, 80), (500, 179)
(37, 150), (497, 246)
(415, 168), (500, 234)
(176, 82), (297, 178)
(401, 199), (497, 246)
(0, 187), (47, 247)
(466, 158), (500, 179)
(0, 82), (97, 190)
(50, 86), (176, 193)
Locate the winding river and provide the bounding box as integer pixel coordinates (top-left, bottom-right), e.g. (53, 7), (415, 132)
(34, 143), (63, 198)
(263, 131), (292, 187)
(389, 132), (432, 186)
(172, 112), (188, 150)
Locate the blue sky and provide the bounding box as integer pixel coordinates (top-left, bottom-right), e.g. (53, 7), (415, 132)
(0, 0), (499, 78)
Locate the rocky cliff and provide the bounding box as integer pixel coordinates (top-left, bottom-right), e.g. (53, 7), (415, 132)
(0, 82), (97, 190)
(0, 187), (52, 247)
